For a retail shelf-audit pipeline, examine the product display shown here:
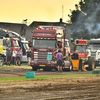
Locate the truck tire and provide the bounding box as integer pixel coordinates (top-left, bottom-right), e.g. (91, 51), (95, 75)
(32, 67), (37, 71)
(0, 56), (4, 66)
(86, 57), (94, 71)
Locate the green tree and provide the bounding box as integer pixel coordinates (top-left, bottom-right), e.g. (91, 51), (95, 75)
(69, 0), (100, 40)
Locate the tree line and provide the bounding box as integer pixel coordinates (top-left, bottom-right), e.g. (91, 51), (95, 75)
(68, 0), (100, 40)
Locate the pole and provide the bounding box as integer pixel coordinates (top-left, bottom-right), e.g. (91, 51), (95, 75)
(62, 5), (64, 21)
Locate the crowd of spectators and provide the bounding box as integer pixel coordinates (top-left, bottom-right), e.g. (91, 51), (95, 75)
(6, 47), (31, 66)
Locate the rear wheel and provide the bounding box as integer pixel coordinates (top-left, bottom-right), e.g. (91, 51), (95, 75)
(86, 57), (94, 71)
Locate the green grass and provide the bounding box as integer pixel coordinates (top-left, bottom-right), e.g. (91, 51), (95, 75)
(0, 74), (99, 82)
(0, 66), (14, 68)
(0, 63), (28, 68)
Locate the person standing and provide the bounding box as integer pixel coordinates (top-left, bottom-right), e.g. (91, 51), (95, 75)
(12, 48), (17, 66)
(20, 48), (23, 66)
(26, 49), (31, 66)
(72, 50), (79, 59)
(16, 47), (21, 66)
(6, 48), (12, 66)
(56, 49), (63, 72)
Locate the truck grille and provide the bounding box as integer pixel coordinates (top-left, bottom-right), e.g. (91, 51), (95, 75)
(91, 52), (96, 57)
(34, 52), (48, 64)
(38, 52), (47, 59)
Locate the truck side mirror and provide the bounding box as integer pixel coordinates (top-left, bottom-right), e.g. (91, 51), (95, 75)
(28, 40), (32, 47)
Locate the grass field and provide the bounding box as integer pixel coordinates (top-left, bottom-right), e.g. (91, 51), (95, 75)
(0, 74), (99, 82)
(0, 66), (14, 68)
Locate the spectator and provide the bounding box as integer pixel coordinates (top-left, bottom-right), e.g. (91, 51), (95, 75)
(56, 49), (63, 72)
(6, 48), (12, 66)
(20, 48), (23, 65)
(72, 50), (79, 59)
(16, 47), (21, 66)
(12, 48), (17, 66)
(26, 49), (31, 66)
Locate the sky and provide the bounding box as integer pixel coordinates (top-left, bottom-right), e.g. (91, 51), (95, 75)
(0, 0), (80, 24)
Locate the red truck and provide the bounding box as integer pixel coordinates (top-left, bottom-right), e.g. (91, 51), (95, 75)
(28, 26), (71, 71)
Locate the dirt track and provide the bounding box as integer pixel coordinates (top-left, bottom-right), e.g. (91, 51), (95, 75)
(0, 66), (100, 100)
(0, 65), (92, 78)
(0, 76), (100, 100)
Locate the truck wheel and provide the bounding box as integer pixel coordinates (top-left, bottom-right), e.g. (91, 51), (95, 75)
(32, 67), (37, 71)
(0, 57), (4, 66)
(86, 57), (94, 71)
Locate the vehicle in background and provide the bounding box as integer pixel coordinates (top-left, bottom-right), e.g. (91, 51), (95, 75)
(9, 31), (29, 62)
(86, 38), (100, 68)
(71, 39), (95, 71)
(28, 26), (71, 71)
(0, 29), (19, 65)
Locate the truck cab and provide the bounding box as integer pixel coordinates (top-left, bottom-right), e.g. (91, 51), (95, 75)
(29, 26), (71, 71)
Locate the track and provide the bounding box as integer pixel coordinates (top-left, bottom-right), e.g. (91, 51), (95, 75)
(0, 67), (92, 78)
(0, 66), (100, 100)
(0, 76), (100, 100)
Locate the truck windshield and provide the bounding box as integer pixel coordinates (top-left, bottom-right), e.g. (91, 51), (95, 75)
(23, 43), (29, 50)
(33, 39), (56, 49)
(13, 40), (19, 47)
(77, 46), (86, 52)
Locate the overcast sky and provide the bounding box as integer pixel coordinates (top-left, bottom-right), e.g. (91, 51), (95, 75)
(0, 0), (80, 24)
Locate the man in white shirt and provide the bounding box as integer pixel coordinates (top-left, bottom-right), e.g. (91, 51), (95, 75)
(12, 48), (17, 66)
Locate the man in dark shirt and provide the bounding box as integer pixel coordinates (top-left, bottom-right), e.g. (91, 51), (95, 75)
(26, 49), (31, 66)
(72, 50), (79, 59)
